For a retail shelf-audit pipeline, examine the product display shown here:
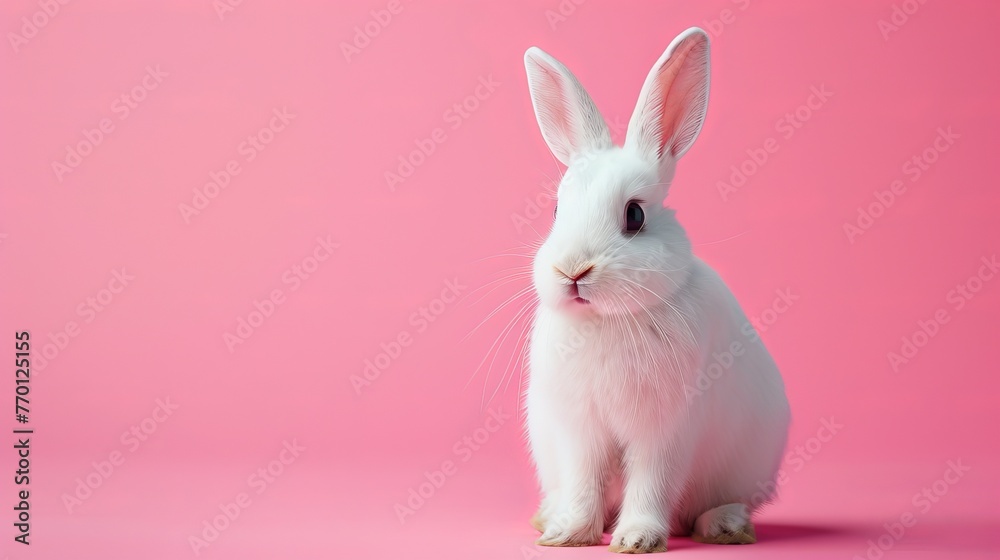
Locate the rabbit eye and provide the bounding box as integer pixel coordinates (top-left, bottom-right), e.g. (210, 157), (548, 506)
(553, 205), (557, 218)
(624, 202), (644, 233)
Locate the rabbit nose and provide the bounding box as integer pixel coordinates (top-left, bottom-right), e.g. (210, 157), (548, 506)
(556, 264), (594, 282)
(570, 265), (594, 282)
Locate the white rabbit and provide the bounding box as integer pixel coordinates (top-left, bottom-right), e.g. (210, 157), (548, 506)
(523, 28), (791, 553)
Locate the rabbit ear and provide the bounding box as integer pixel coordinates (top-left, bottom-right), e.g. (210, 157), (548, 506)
(625, 28), (710, 162)
(524, 47), (612, 166)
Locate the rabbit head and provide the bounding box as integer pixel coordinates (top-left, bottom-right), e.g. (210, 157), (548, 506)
(524, 28), (711, 317)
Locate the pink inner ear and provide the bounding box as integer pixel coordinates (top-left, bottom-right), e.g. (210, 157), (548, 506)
(534, 62), (575, 149)
(651, 35), (708, 158)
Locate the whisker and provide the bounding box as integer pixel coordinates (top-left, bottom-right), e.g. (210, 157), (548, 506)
(479, 295), (537, 407)
(461, 271), (534, 307)
(691, 230), (749, 247)
(487, 303), (537, 406)
(461, 285), (534, 343)
(465, 293), (535, 391)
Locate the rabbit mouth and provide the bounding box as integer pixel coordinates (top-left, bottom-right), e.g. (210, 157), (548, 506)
(566, 281), (592, 304)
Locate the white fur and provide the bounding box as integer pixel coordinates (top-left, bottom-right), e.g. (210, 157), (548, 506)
(523, 28), (790, 552)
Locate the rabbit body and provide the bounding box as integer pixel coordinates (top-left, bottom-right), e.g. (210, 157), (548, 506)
(522, 28), (790, 553)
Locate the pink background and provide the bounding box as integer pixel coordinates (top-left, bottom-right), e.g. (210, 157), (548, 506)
(2, 1), (999, 558)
